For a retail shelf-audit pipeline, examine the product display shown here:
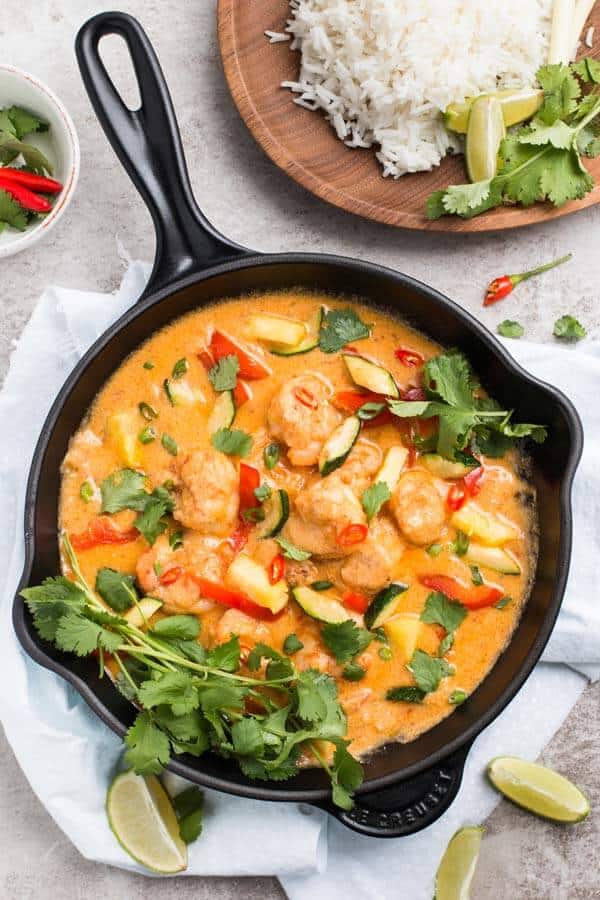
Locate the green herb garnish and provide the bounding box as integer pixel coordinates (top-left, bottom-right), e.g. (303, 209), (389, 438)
(378, 646), (393, 661)
(138, 426), (157, 444)
(95, 567), (138, 613)
(361, 481), (391, 522)
(319, 307), (371, 353)
(211, 427), (253, 458)
(452, 530), (470, 557)
(342, 662), (366, 682)
(263, 442), (280, 470)
(409, 648), (453, 693)
(283, 634), (303, 655)
(420, 592), (467, 637)
(553, 315), (587, 341)
(138, 401), (158, 421)
(100, 469), (175, 545)
(208, 354), (239, 391)
(321, 620), (372, 664)
(161, 433), (178, 457)
(254, 483), (272, 503)
(169, 530), (184, 551)
(427, 543), (443, 557)
(79, 481), (94, 504)
(470, 565), (484, 586)
(173, 787), (204, 844)
(143, 360), (154, 370)
(274, 536), (312, 561)
(311, 580), (334, 591)
(386, 686), (427, 704)
(498, 320), (525, 339)
(172, 358), (189, 379)
(449, 690), (468, 705)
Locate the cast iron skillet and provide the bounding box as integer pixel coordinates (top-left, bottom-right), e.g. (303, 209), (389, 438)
(13, 11), (583, 838)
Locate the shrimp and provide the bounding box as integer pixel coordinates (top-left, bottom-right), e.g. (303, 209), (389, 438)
(390, 470), (446, 546)
(267, 374), (341, 466)
(336, 438), (383, 494)
(173, 447), (239, 535)
(214, 608), (271, 658)
(135, 533), (224, 615)
(340, 515), (404, 594)
(284, 474), (367, 558)
(293, 635), (336, 674)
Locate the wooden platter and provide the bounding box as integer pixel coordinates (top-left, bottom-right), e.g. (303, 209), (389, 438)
(218, 0), (600, 232)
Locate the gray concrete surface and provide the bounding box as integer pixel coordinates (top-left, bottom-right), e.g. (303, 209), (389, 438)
(1, 2), (598, 897)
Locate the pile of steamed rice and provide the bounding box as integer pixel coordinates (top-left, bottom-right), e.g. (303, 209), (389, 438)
(277, 0), (552, 177)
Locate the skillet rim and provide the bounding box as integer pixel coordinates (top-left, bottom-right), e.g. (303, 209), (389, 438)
(13, 250), (583, 803)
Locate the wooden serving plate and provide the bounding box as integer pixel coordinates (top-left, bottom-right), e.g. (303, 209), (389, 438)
(218, 0), (600, 232)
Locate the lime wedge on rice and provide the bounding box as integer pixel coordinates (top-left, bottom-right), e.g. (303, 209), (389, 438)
(487, 757), (591, 823)
(445, 89), (543, 134)
(434, 826), (485, 900)
(107, 770), (188, 873)
(465, 96), (505, 182)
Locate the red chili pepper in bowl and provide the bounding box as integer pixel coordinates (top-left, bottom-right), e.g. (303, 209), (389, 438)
(395, 348), (424, 367)
(0, 177), (53, 213)
(484, 254), (572, 306)
(337, 523), (368, 547)
(0, 167), (63, 194)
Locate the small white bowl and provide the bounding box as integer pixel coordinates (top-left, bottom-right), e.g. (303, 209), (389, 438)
(0, 65), (80, 258)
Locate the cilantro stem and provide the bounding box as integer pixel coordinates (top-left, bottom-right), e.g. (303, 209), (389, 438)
(113, 652), (139, 695)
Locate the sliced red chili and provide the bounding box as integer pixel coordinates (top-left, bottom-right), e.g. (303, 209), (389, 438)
(395, 348), (425, 368)
(447, 483), (466, 511)
(419, 574), (504, 610)
(464, 466), (484, 496)
(337, 523), (369, 547)
(293, 385), (318, 409)
(268, 553), (285, 585)
(70, 517), (139, 551)
(159, 565), (184, 586)
(239, 463), (260, 512)
(227, 518), (254, 554)
(343, 591), (369, 614)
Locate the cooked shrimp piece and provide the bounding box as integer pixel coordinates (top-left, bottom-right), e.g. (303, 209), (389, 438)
(293, 635), (336, 674)
(173, 448), (239, 535)
(136, 533), (224, 614)
(340, 515), (404, 593)
(246, 427), (306, 496)
(390, 470), (446, 546)
(214, 608), (271, 656)
(285, 558), (320, 587)
(337, 438), (383, 494)
(267, 374), (341, 466)
(285, 474), (367, 558)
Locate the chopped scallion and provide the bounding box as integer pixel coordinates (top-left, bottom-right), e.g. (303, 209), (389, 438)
(172, 358), (189, 379)
(138, 401), (158, 421)
(138, 426), (157, 444)
(161, 433), (178, 456)
(79, 481), (94, 503)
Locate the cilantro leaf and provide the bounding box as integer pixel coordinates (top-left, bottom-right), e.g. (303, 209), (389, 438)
(386, 686), (427, 703)
(408, 649), (453, 693)
(319, 307), (371, 353)
(95, 567), (137, 612)
(420, 592), (467, 635)
(254, 483), (272, 502)
(151, 615), (200, 641)
(361, 481), (391, 522)
(536, 64), (580, 125)
(572, 58), (600, 84)
(232, 718), (264, 757)
(498, 320), (524, 339)
(21, 577), (87, 641)
(0, 187), (28, 232)
(330, 740), (364, 811)
(553, 315), (587, 341)
(208, 354), (239, 391)
(54, 611), (121, 656)
(134, 493), (172, 545)
(138, 671), (200, 716)
(100, 469), (147, 513)
(124, 711), (171, 775)
(274, 536), (312, 561)
(0, 132), (52, 173)
(173, 787), (204, 844)
(6, 106), (48, 139)
(452, 530), (470, 557)
(283, 633), (303, 655)
(518, 119), (575, 149)
(206, 635), (241, 672)
(470, 565), (484, 586)
(321, 620), (372, 664)
(211, 427), (253, 457)
(199, 683), (247, 715)
(153, 708), (208, 748)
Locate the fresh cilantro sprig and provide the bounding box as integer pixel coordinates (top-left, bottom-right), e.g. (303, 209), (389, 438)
(361, 481), (391, 522)
(211, 427), (253, 457)
(553, 315), (587, 341)
(388, 350), (547, 459)
(100, 469), (175, 545)
(319, 308), (372, 353)
(20, 536), (363, 810)
(428, 60), (600, 220)
(208, 354), (239, 391)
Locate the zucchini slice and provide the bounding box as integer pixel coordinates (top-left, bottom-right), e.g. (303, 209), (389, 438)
(164, 378), (205, 407)
(465, 543), (521, 575)
(375, 446), (408, 493)
(207, 390), (235, 435)
(125, 597), (163, 628)
(451, 502), (518, 546)
(226, 554), (288, 613)
(293, 586), (349, 624)
(244, 314), (307, 348)
(258, 489), (290, 538)
(343, 353), (399, 399)
(318, 415), (361, 476)
(270, 307), (324, 357)
(384, 614), (421, 664)
(421, 453), (477, 480)
(364, 582), (409, 630)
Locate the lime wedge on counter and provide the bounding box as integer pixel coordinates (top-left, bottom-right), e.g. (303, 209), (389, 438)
(465, 96), (505, 182)
(107, 770), (188, 873)
(445, 89), (543, 134)
(434, 826), (485, 900)
(487, 757), (591, 823)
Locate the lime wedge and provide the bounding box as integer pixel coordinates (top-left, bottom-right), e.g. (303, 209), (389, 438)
(434, 826), (485, 900)
(487, 757), (591, 823)
(107, 770), (188, 873)
(465, 96), (505, 182)
(445, 89), (543, 134)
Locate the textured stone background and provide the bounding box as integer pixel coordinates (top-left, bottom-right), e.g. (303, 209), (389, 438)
(1, 2), (598, 897)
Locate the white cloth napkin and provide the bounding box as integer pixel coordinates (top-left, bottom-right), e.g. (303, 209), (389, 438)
(0, 264), (596, 897)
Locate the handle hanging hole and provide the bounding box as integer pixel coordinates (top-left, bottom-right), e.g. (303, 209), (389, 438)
(98, 34), (142, 112)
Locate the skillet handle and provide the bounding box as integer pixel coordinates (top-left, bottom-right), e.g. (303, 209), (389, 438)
(315, 742), (472, 838)
(75, 12), (248, 298)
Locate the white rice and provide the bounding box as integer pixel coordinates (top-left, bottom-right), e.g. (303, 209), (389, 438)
(278, 0), (552, 177)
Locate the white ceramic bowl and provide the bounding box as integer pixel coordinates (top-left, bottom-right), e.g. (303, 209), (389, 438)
(0, 65), (80, 258)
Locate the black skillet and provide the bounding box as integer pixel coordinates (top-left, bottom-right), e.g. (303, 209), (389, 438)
(13, 11), (583, 838)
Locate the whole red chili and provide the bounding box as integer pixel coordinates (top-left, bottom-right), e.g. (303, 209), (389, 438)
(0, 177), (53, 213)
(395, 347), (424, 367)
(484, 253), (572, 306)
(293, 385), (318, 409)
(268, 553), (285, 585)
(447, 483), (466, 511)
(0, 167), (63, 193)
(337, 523), (369, 547)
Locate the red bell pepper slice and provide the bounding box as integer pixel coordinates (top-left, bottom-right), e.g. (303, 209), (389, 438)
(343, 591), (370, 614)
(190, 576), (274, 620)
(419, 574), (504, 610)
(239, 462), (260, 512)
(337, 523), (369, 547)
(332, 390), (393, 427)
(268, 553), (285, 585)
(70, 517), (139, 551)
(209, 330), (271, 380)
(232, 379), (252, 407)
(447, 483), (466, 511)
(395, 348), (424, 368)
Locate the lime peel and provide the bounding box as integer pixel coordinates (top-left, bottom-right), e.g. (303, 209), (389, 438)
(487, 756), (591, 823)
(434, 825), (485, 900)
(107, 769), (188, 873)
